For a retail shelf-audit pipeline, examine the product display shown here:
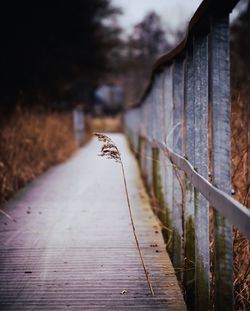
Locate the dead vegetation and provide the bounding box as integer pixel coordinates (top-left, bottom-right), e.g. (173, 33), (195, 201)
(0, 107), (77, 203)
(231, 95), (250, 311)
(88, 115), (123, 133)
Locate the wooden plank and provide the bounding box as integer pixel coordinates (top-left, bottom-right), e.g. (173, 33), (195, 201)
(163, 65), (174, 145)
(145, 93), (153, 192)
(144, 94), (150, 140)
(183, 44), (195, 310)
(172, 59), (185, 277)
(148, 91), (154, 141)
(163, 65), (174, 255)
(125, 110), (134, 149)
(193, 34), (210, 311)
(154, 75), (164, 142)
(151, 74), (169, 230)
(156, 70), (172, 245)
(145, 142), (153, 193)
(151, 76), (163, 221)
(210, 15), (233, 310)
(133, 108), (140, 154)
(0, 134), (186, 311)
(128, 107), (140, 154)
(151, 80), (158, 141)
(139, 102), (147, 175)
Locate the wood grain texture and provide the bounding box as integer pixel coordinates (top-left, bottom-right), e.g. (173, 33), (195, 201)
(210, 15), (233, 311)
(193, 34), (210, 311)
(172, 59), (185, 277)
(0, 134), (186, 311)
(163, 66), (174, 251)
(183, 44), (195, 310)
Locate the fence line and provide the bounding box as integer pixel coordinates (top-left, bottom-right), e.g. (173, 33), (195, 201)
(148, 137), (250, 239)
(124, 0), (249, 310)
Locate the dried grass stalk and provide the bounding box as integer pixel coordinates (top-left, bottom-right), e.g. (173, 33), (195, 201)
(94, 132), (154, 296)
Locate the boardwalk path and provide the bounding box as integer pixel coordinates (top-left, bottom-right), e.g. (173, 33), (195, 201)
(0, 134), (186, 310)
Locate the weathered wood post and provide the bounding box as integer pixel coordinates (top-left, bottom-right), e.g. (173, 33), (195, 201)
(152, 78), (160, 215)
(164, 65), (174, 254)
(183, 43), (196, 310)
(140, 104), (147, 178)
(146, 92), (153, 192)
(172, 58), (185, 279)
(157, 72), (170, 242)
(210, 14), (233, 310)
(152, 74), (168, 225)
(193, 32), (209, 310)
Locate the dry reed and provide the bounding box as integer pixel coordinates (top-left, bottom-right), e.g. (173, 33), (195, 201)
(94, 132), (154, 296)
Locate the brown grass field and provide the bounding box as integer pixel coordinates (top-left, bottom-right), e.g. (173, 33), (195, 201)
(0, 107), (77, 203)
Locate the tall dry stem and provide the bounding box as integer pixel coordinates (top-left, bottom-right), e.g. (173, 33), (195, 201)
(94, 132), (154, 296)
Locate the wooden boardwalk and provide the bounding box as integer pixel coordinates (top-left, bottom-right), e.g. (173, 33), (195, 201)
(0, 134), (186, 311)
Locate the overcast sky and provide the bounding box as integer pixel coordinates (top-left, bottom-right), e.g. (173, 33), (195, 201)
(111, 0), (203, 34)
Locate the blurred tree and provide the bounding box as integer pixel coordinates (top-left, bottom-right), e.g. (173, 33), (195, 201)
(0, 0), (121, 113)
(115, 11), (171, 107)
(130, 12), (169, 61)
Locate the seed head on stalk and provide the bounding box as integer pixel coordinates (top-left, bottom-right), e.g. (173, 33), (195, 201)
(94, 133), (121, 163)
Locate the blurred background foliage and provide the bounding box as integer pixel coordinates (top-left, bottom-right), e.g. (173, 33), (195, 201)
(0, 0), (249, 114)
(0, 0), (122, 114)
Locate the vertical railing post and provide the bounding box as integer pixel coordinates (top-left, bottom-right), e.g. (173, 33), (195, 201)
(164, 65), (174, 254)
(172, 58), (185, 279)
(210, 14), (233, 310)
(140, 104), (147, 177)
(146, 92), (153, 192)
(193, 33), (210, 310)
(158, 71), (170, 242)
(183, 43), (196, 310)
(152, 76), (161, 218)
(152, 74), (168, 225)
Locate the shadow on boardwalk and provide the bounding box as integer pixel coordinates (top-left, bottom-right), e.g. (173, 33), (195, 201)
(0, 134), (186, 311)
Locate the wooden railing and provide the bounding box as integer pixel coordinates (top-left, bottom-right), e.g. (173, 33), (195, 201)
(124, 0), (250, 310)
